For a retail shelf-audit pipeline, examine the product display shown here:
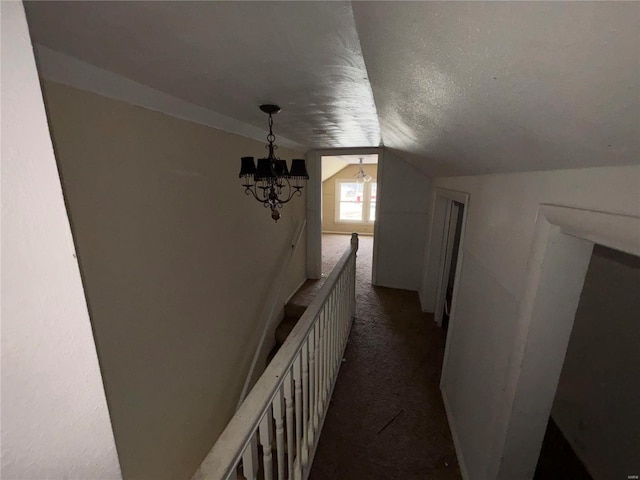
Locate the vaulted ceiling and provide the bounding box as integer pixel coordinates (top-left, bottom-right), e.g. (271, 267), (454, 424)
(25, 1), (639, 177)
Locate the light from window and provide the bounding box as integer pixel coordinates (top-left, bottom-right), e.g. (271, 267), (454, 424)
(337, 181), (376, 223)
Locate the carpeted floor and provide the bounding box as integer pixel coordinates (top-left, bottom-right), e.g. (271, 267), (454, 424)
(307, 234), (461, 480)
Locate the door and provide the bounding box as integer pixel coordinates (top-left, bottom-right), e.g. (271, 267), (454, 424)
(435, 201), (464, 329)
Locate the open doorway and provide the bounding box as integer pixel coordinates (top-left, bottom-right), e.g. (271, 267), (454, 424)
(319, 154), (378, 279)
(421, 188), (469, 346)
(438, 200), (465, 331)
(533, 244), (639, 479)
(488, 205), (640, 479)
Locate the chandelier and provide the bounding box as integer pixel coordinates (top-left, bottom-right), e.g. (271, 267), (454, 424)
(239, 105), (309, 222)
(354, 157), (372, 183)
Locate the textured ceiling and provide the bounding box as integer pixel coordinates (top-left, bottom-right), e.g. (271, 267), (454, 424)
(24, 1), (380, 150)
(353, 2), (640, 176)
(25, 1), (639, 176)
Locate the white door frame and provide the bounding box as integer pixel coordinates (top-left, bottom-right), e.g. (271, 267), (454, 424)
(306, 147), (382, 282)
(486, 204), (640, 479)
(421, 188), (470, 323)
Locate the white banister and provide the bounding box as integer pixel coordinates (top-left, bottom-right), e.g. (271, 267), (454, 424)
(237, 219), (307, 409)
(193, 233), (359, 480)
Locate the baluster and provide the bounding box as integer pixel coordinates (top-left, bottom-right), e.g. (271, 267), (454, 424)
(307, 326), (316, 447)
(272, 388), (286, 480)
(242, 434), (259, 480)
(331, 290), (342, 378)
(293, 354), (303, 479)
(351, 255), (356, 318)
(259, 406), (274, 480)
(338, 276), (343, 348)
(352, 255), (356, 318)
(301, 339), (310, 467)
(319, 310), (327, 409)
(313, 320), (320, 431)
(328, 304), (333, 392)
(283, 371), (295, 480)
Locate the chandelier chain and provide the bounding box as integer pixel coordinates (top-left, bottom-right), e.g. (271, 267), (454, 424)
(267, 114), (276, 145)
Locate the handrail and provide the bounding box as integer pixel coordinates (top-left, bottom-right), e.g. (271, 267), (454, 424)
(236, 219), (307, 408)
(194, 233), (358, 480)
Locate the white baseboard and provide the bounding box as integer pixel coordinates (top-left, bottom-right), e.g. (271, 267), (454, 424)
(442, 386), (470, 480)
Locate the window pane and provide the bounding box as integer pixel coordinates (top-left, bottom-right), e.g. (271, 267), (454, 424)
(340, 182), (364, 202)
(370, 202), (376, 221)
(340, 201), (363, 221)
(370, 183), (377, 202)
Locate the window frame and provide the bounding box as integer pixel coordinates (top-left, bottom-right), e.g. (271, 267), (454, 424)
(335, 179), (377, 224)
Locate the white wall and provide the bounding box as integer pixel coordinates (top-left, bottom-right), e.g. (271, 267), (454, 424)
(40, 81), (307, 480)
(1, 3), (122, 479)
(431, 165), (640, 478)
(551, 245), (640, 479)
(374, 149), (432, 290)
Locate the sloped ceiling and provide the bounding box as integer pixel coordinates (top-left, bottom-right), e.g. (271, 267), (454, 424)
(321, 154), (378, 181)
(24, 1), (639, 177)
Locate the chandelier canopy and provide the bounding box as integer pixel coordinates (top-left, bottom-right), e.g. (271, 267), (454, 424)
(239, 105), (309, 222)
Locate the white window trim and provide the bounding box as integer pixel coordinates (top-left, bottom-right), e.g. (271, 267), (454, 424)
(334, 179), (376, 224)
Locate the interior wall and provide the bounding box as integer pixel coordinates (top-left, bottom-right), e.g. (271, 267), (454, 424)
(322, 163), (378, 234)
(375, 149), (432, 290)
(1, 3), (121, 478)
(40, 81), (307, 480)
(551, 245), (640, 479)
(431, 164), (640, 478)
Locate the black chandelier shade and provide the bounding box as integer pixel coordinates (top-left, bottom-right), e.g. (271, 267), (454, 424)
(239, 157), (308, 182)
(238, 105), (309, 222)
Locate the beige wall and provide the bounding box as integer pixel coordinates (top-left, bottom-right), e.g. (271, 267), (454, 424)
(42, 81), (307, 480)
(322, 164), (377, 234)
(552, 245), (640, 479)
(431, 165), (640, 478)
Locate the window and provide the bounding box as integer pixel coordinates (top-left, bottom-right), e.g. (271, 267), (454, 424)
(336, 180), (377, 223)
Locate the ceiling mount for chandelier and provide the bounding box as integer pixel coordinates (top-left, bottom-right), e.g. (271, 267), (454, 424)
(354, 157), (372, 183)
(238, 105), (309, 222)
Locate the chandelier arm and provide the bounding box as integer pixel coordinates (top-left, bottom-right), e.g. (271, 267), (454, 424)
(274, 177), (298, 204)
(244, 185), (270, 204)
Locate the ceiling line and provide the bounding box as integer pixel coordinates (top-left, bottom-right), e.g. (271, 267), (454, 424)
(347, 0), (383, 150)
(33, 45), (306, 151)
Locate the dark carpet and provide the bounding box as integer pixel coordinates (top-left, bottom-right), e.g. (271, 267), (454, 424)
(306, 234), (461, 480)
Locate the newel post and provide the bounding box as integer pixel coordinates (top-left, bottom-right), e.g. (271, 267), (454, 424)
(350, 232), (359, 252)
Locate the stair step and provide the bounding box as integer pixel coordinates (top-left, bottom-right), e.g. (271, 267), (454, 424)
(284, 302), (307, 319)
(275, 316), (299, 346)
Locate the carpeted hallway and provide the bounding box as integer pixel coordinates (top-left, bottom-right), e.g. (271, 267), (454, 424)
(308, 234), (461, 480)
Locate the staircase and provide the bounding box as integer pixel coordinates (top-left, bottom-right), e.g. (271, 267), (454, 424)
(193, 234), (358, 480)
(270, 280), (325, 364)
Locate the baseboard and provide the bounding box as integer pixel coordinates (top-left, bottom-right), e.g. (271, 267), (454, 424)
(321, 230), (374, 236)
(442, 386), (471, 480)
(285, 277), (308, 304)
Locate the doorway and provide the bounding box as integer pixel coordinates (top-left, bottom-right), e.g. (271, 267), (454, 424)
(319, 154), (378, 278)
(438, 200), (465, 331)
(305, 148), (381, 283)
(533, 244), (639, 479)
(488, 205), (640, 479)
(421, 189), (469, 336)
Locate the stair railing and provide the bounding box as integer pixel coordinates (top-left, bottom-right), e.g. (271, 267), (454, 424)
(237, 219), (307, 409)
(193, 233), (358, 480)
